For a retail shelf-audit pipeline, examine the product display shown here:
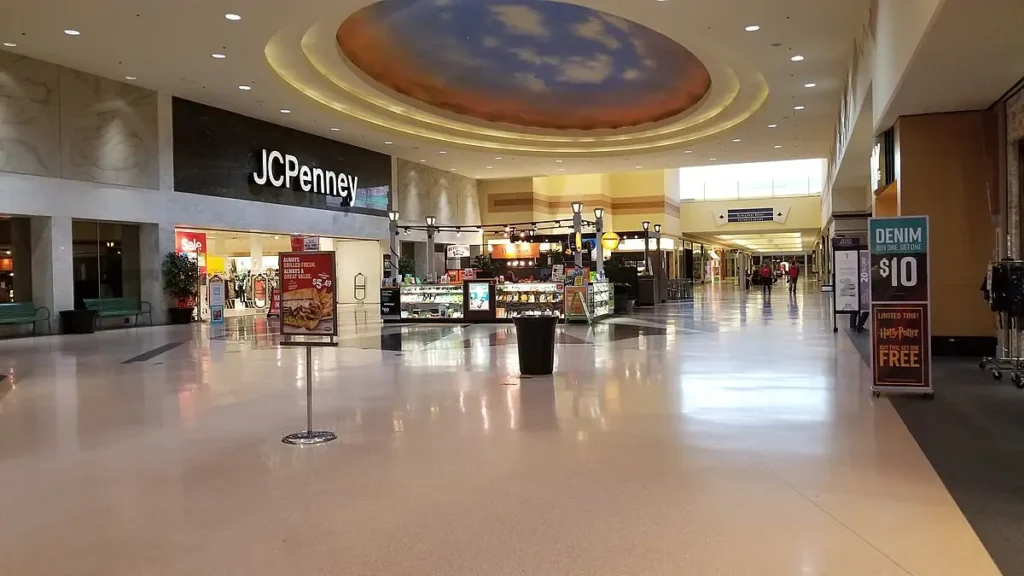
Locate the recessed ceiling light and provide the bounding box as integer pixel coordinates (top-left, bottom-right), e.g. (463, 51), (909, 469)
(555, 159), (563, 163)
(684, 150), (692, 154)
(330, 127), (339, 131)
(280, 109), (291, 114)
(486, 166), (493, 169)
(732, 138), (741, 142)
(64, 29), (81, 36)
(804, 83), (816, 88)
(384, 141), (393, 145)
(450, 168), (456, 172)
(768, 124), (778, 128)
(238, 85), (251, 91)
(212, 53), (226, 59)
(745, 25), (760, 31)
(3, 42), (16, 47)
(793, 105), (805, 110)
(558, 168), (565, 171)
(774, 145), (783, 149)
(124, 76), (136, 81)
(791, 55), (804, 62)
(224, 13), (241, 21)
(494, 157), (503, 160)
(635, 165), (643, 169)
(439, 151), (447, 154)
(710, 158), (717, 161)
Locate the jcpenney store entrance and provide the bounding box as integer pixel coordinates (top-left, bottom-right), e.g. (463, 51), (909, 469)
(175, 228), (384, 319)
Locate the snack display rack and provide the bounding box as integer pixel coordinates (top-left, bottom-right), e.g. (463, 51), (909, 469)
(591, 281), (612, 318)
(497, 282), (564, 319)
(399, 284), (464, 319)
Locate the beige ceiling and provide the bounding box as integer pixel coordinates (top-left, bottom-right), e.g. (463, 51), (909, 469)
(1, 0), (866, 179)
(711, 231), (818, 253)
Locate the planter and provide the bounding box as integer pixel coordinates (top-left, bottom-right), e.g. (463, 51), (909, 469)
(168, 307), (195, 324)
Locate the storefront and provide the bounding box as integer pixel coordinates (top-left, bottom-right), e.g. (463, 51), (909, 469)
(0, 49), (393, 331)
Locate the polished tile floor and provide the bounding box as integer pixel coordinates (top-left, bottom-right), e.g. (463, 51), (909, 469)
(0, 285), (1000, 575)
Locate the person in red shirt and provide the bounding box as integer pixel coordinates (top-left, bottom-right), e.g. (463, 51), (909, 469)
(759, 262), (773, 297)
(788, 261), (800, 295)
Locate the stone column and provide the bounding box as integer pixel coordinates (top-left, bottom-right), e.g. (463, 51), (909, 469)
(31, 216), (74, 320)
(250, 236), (264, 274)
(139, 223), (175, 325)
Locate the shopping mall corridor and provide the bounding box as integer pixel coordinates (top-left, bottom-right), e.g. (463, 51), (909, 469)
(0, 284), (999, 575)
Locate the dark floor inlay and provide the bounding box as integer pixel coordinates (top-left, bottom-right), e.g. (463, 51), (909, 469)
(122, 342), (185, 364)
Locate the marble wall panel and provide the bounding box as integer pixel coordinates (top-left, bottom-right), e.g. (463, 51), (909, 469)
(0, 51), (60, 177)
(395, 158), (480, 227)
(59, 67), (158, 189)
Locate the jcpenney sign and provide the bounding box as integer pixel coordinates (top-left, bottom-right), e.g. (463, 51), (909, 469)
(251, 149), (358, 206)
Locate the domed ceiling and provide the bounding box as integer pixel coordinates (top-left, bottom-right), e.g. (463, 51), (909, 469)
(336, 0), (712, 131)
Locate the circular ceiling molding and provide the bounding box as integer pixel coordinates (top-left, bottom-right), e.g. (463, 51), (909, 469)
(335, 0), (712, 131)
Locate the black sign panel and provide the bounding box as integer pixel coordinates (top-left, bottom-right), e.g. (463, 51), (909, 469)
(380, 288), (401, 317)
(872, 303), (930, 387)
(172, 98), (391, 215)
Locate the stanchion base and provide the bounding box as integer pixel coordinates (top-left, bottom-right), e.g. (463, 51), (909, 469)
(282, 430), (337, 445)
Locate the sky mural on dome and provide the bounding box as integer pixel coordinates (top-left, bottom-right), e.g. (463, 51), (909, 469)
(336, 0), (712, 131)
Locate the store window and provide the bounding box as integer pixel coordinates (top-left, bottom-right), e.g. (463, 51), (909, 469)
(72, 221), (141, 309)
(0, 217), (32, 303)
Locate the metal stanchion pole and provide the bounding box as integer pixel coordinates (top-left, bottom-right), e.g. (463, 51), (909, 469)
(306, 344), (313, 433)
(282, 342), (337, 445)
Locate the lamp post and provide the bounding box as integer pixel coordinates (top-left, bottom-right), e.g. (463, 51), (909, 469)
(594, 207), (605, 278)
(425, 216), (436, 281)
(654, 223), (663, 301)
(571, 201), (583, 268)
(388, 211), (400, 282)
(642, 220), (651, 275)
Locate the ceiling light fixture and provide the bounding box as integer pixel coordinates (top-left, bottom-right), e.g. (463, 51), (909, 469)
(710, 158), (717, 161)
(791, 55), (805, 62)
(555, 159), (563, 163)
(224, 13), (241, 21)
(774, 145), (783, 149)
(3, 42), (16, 47)
(494, 157), (503, 160)
(732, 138), (741, 142)
(793, 105), (805, 110)
(768, 124), (778, 128)
(330, 128), (339, 131)
(212, 53), (226, 59)
(744, 25), (760, 31)
(804, 82), (816, 88)
(439, 151), (447, 154)
(64, 29), (81, 36)
(684, 150), (692, 154)
(124, 76), (136, 81)
(486, 166), (492, 169)
(384, 141), (393, 145)
(238, 85), (251, 91)
(280, 109), (291, 114)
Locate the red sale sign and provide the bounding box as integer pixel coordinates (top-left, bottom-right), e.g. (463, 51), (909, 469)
(278, 251), (337, 337)
(175, 231), (207, 254)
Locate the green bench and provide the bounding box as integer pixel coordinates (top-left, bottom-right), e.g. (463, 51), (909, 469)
(0, 302), (51, 335)
(82, 297), (152, 329)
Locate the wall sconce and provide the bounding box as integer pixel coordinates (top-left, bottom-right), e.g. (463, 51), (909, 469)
(571, 201), (583, 215)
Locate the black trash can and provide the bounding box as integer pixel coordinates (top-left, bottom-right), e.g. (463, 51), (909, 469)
(60, 310), (96, 334)
(513, 316), (558, 375)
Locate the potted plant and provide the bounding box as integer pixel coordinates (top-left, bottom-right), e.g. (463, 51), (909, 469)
(162, 252), (200, 324)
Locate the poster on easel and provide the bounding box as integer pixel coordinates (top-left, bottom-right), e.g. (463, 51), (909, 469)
(209, 275), (226, 325)
(869, 216), (932, 397)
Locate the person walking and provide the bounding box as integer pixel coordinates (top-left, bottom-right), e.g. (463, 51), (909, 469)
(788, 260), (800, 295)
(759, 262), (773, 297)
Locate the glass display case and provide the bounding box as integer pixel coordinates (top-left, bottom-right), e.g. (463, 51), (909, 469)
(591, 281), (612, 318)
(400, 284), (464, 319)
(497, 282), (563, 319)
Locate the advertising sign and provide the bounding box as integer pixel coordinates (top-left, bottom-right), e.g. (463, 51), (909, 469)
(565, 286), (588, 320)
(869, 216), (931, 395)
(268, 288), (281, 317)
(279, 251), (337, 337)
(253, 275), (268, 308)
(834, 250), (860, 311)
(446, 244), (471, 259)
(872, 303), (930, 387)
(492, 242), (541, 259)
(467, 281), (492, 312)
(209, 275), (226, 325)
(858, 250), (871, 312)
(380, 287), (401, 317)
